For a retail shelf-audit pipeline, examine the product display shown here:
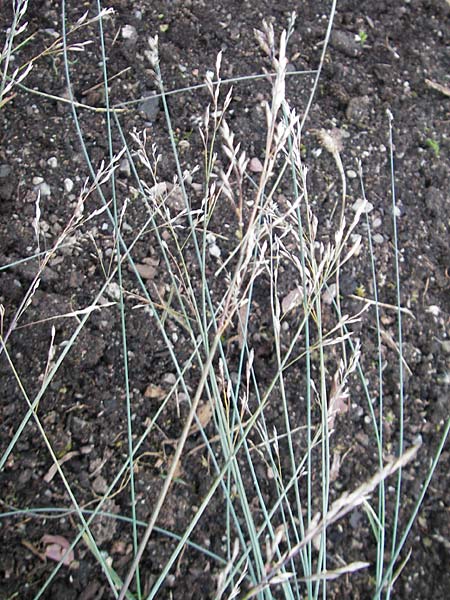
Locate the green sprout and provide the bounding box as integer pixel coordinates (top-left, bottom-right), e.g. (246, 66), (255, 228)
(355, 284), (366, 298)
(358, 30), (368, 45)
(426, 138), (440, 158)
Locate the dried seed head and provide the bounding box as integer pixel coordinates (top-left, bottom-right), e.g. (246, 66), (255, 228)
(317, 127), (346, 155)
(146, 35), (159, 67)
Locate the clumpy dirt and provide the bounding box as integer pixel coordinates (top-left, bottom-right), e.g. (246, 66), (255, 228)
(0, 0), (449, 599)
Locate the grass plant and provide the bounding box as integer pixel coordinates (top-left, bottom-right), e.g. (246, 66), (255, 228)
(1, 2), (449, 600)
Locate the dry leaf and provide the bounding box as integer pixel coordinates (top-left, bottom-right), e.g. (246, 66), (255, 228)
(144, 384), (165, 399)
(380, 328), (413, 376)
(196, 402), (213, 429)
(135, 263), (157, 280)
(330, 451), (341, 482)
(302, 561), (369, 581)
(425, 78), (450, 98)
(43, 451), (79, 483)
(41, 534), (74, 566)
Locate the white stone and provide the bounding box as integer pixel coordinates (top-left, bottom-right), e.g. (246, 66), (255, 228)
(373, 233), (384, 244)
(372, 217), (382, 228)
(64, 178), (74, 193)
(209, 244), (221, 258)
(121, 24), (138, 41)
(105, 282), (121, 301)
(426, 305), (440, 317)
(47, 156), (58, 168)
(352, 197), (373, 213)
(163, 373), (177, 385)
(38, 182), (51, 197)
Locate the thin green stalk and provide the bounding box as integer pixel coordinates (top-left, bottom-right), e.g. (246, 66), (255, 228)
(386, 110), (404, 600)
(376, 417), (450, 597)
(95, 3), (141, 596)
(359, 163), (386, 594)
(313, 293), (330, 600)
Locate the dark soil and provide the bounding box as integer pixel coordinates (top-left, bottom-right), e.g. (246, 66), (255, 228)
(1, 1), (449, 599)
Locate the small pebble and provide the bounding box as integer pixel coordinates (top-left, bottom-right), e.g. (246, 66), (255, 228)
(438, 340), (450, 354)
(121, 24), (138, 42)
(64, 178), (74, 193)
(346, 169), (357, 179)
(249, 157), (263, 173)
(372, 217), (382, 228)
(427, 305), (440, 317)
(105, 282), (121, 301)
(209, 244), (221, 258)
(92, 475), (107, 494)
(119, 158), (131, 178)
(352, 197), (373, 213)
(139, 92), (159, 121)
(32, 176), (44, 185)
(47, 156), (58, 168)
(373, 233), (384, 244)
(38, 182), (51, 197)
(0, 164), (11, 178)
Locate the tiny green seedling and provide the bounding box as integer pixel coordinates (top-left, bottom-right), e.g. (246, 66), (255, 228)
(355, 284), (366, 298)
(426, 138), (440, 158)
(357, 30), (368, 46)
